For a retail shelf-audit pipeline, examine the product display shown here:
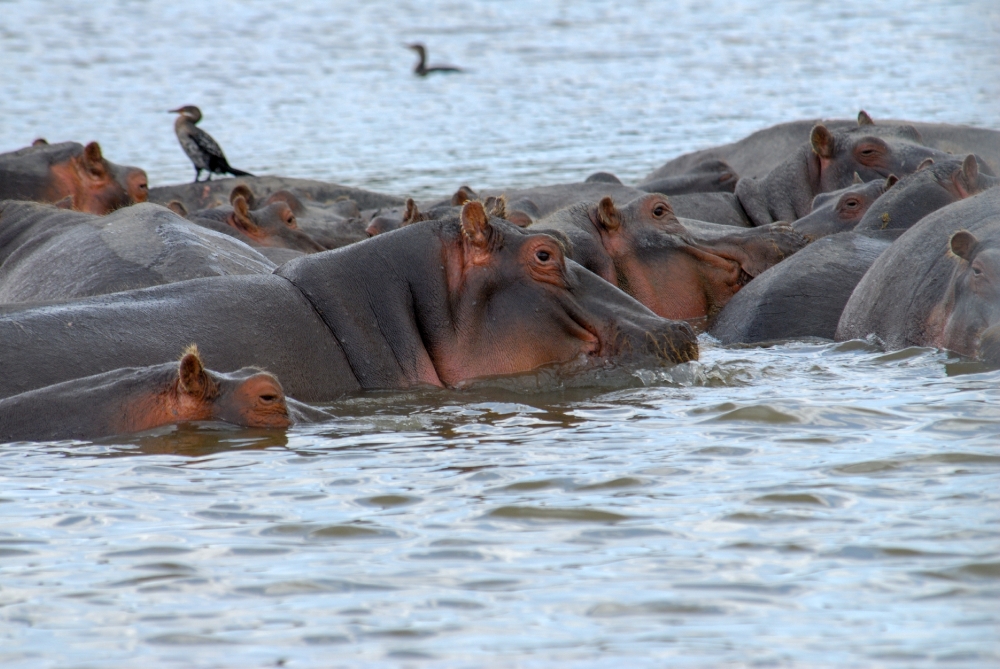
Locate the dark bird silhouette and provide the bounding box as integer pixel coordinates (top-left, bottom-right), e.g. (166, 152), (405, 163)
(406, 43), (463, 77)
(169, 105), (254, 182)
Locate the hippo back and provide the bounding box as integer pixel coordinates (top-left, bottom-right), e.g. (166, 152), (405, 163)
(836, 188), (1000, 348)
(711, 232), (890, 344)
(0, 201), (275, 303)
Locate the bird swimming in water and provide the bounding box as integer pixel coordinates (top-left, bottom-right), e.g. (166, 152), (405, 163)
(406, 43), (463, 77)
(169, 105), (254, 182)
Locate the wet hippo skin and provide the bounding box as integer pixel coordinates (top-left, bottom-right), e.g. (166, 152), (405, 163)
(0, 202), (697, 401)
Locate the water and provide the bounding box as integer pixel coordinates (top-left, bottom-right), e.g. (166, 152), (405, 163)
(2, 1), (1000, 667)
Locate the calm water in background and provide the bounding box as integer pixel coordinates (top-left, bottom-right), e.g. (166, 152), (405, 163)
(2, 1), (1000, 667)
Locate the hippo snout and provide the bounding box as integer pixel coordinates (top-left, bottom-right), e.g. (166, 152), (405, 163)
(977, 324), (1000, 367)
(645, 320), (699, 364)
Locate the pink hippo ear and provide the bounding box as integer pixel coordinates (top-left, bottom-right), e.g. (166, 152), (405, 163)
(857, 110), (875, 126)
(852, 172), (864, 185)
(167, 200), (188, 217)
(484, 195), (507, 220)
(594, 196), (621, 232)
(810, 124), (835, 160)
(917, 157), (935, 171)
(460, 200), (494, 252)
(178, 346), (217, 399)
(885, 175), (899, 189)
(949, 230), (979, 262)
(82, 142), (107, 176)
(229, 184), (256, 209)
(956, 155), (980, 196)
(53, 195), (74, 210)
(230, 195), (260, 235)
(402, 198), (427, 226)
(451, 185), (477, 206)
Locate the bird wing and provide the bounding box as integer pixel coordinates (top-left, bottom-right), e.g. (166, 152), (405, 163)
(188, 126), (228, 163)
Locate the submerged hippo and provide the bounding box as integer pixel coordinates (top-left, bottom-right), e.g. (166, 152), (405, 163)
(710, 232), (891, 344)
(0, 201), (697, 401)
(187, 186), (325, 261)
(792, 175), (897, 240)
(853, 155), (998, 236)
(0, 346), (292, 442)
(0, 200), (275, 304)
(643, 116), (1000, 183)
(0, 141), (148, 214)
(534, 193), (807, 329)
(836, 188), (1000, 360)
(263, 190), (367, 249)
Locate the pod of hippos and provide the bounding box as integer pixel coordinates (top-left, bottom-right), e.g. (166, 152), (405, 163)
(2, 110), (1000, 441)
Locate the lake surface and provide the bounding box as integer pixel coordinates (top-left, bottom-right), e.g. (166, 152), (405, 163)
(2, 0), (1000, 667)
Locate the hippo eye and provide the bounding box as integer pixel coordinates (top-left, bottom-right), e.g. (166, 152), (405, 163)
(653, 204), (668, 217)
(844, 198), (859, 209)
(536, 250), (551, 262)
(972, 267), (983, 276)
(259, 394), (278, 403)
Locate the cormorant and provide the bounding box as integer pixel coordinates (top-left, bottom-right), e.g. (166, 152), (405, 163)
(169, 105), (254, 182)
(406, 43), (463, 77)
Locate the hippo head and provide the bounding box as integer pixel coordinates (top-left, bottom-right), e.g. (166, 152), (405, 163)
(809, 111), (949, 193)
(171, 347), (291, 429)
(574, 194), (806, 328)
(855, 155), (998, 234)
(431, 201), (698, 382)
(278, 201), (697, 389)
(226, 189), (325, 253)
(939, 230), (1000, 360)
(48, 141), (148, 214)
(794, 174), (897, 240)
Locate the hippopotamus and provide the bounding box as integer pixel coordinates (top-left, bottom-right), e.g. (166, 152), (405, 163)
(836, 188), (1000, 361)
(853, 155), (998, 236)
(729, 113), (951, 227)
(533, 193), (807, 329)
(0, 201), (697, 401)
(792, 175), (897, 241)
(0, 200), (275, 303)
(0, 140), (148, 214)
(643, 116), (1000, 183)
(263, 190), (368, 249)
(186, 186), (325, 262)
(638, 159), (738, 196)
(0, 346), (293, 442)
(710, 232), (891, 344)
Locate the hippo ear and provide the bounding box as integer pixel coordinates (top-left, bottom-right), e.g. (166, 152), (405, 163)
(82, 142), (106, 174)
(949, 230), (978, 261)
(229, 184), (256, 209)
(32, 138), (48, 146)
(917, 158), (935, 171)
(857, 110), (875, 126)
(266, 190), (305, 214)
(884, 174), (899, 189)
(507, 209), (534, 227)
(852, 172), (864, 185)
(231, 195), (259, 234)
(810, 125), (835, 160)
(594, 196), (621, 232)
(178, 347), (217, 399)
(402, 198), (423, 225)
(167, 200), (188, 217)
(484, 195), (507, 220)
(53, 196), (74, 210)
(451, 185), (477, 206)
(460, 200), (493, 251)
(959, 154), (980, 193)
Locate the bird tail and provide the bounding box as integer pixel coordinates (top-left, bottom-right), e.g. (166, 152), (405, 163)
(227, 167), (254, 177)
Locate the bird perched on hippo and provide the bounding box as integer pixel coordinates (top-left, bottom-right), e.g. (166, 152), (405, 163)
(170, 105), (254, 182)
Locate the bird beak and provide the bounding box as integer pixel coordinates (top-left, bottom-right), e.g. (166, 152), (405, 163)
(167, 108), (182, 113)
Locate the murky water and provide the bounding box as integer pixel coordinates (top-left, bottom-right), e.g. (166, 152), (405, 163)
(2, 1), (1000, 667)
